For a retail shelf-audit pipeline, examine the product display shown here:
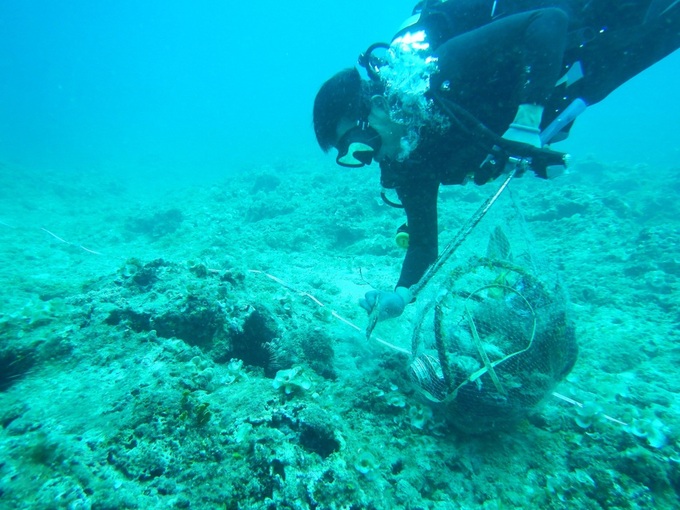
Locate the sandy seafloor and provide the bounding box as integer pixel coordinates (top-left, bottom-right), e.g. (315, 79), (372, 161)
(0, 155), (678, 510)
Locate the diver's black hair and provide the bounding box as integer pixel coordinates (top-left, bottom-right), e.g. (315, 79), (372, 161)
(313, 68), (378, 153)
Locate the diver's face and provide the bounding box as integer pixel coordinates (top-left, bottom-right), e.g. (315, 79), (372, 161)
(366, 102), (404, 161)
(334, 118), (381, 168)
(334, 97), (404, 167)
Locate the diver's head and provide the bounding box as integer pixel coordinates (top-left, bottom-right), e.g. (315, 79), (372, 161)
(313, 68), (403, 168)
(333, 117), (382, 167)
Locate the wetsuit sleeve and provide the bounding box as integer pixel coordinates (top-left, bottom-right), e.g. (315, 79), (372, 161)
(398, 1), (579, 48)
(395, 180), (439, 289)
(432, 9), (569, 109)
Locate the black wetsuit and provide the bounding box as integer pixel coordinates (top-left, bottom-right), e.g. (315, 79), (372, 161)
(383, 0), (680, 289)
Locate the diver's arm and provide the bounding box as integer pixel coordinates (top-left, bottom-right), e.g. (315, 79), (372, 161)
(395, 180), (439, 291)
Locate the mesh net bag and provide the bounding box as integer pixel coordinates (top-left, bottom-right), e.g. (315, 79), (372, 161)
(406, 225), (578, 434)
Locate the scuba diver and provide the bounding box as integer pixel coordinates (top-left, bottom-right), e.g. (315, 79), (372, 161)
(313, 0), (680, 321)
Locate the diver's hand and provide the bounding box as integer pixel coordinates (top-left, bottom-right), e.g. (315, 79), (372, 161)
(501, 123), (542, 148)
(359, 287), (412, 321)
(502, 104), (543, 148)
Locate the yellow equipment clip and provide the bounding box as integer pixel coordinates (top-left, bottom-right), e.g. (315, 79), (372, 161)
(395, 223), (409, 249)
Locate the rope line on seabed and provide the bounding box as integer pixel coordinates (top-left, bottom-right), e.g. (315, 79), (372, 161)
(250, 268), (629, 428)
(248, 269), (411, 355)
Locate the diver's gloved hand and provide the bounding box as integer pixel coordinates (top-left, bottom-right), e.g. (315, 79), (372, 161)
(502, 103), (544, 148)
(359, 287), (412, 321)
(502, 123), (542, 148)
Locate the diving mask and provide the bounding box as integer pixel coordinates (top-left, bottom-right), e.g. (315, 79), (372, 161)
(335, 122), (382, 168)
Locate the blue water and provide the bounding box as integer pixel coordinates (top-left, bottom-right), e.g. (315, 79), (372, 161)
(2, 1), (678, 179)
(0, 1), (414, 181)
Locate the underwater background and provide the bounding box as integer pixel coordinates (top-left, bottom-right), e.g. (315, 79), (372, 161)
(1, 1), (679, 509)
